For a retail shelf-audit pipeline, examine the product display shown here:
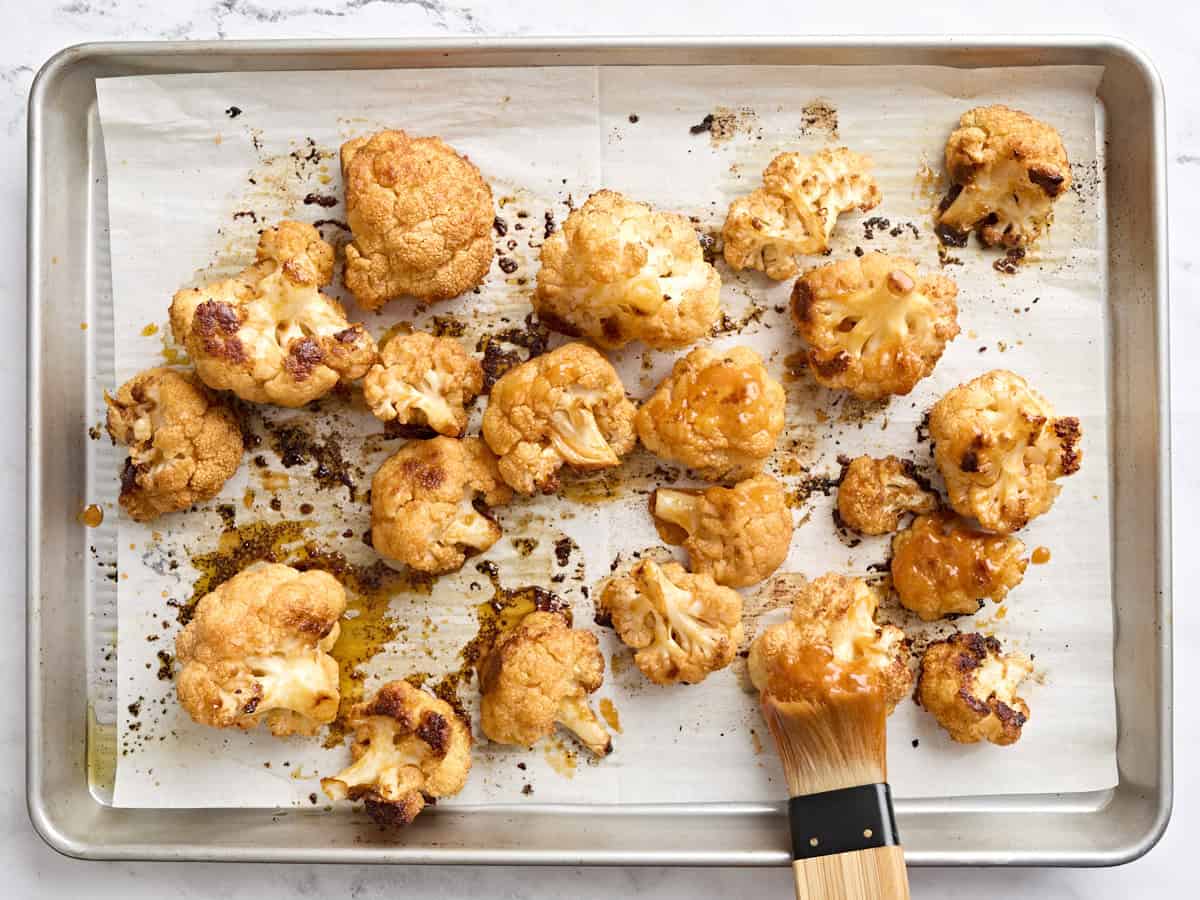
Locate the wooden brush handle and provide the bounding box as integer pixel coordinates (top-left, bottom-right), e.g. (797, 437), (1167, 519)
(792, 845), (910, 900)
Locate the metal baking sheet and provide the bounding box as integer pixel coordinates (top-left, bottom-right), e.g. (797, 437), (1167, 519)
(26, 37), (1171, 866)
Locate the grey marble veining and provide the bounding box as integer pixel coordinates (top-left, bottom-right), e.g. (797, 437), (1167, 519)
(5, 1), (1197, 896)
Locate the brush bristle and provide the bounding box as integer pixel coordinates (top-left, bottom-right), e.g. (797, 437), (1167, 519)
(762, 690), (888, 798)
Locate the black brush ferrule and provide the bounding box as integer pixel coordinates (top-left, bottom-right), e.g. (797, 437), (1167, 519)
(788, 782), (899, 861)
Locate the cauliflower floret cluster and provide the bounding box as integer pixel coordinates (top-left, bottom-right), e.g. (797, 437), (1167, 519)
(636, 346), (786, 482)
(936, 105), (1072, 249)
(169, 221), (378, 408)
(482, 342), (637, 494)
(479, 610), (612, 757)
(748, 573), (912, 712)
(321, 680), (472, 825)
(836, 455), (938, 536)
(929, 369), (1082, 533)
(533, 190), (722, 350)
(652, 474), (793, 587)
(371, 436), (512, 574)
(362, 331), (483, 437)
(175, 563), (346, 736)
(891, 511), (1028, 621)
(791, 252), (959, 399)
(722, 148), (882, 280)
(916, 633), (1033, 745)
(599, 560), (744, 685)
(341, 129), (494, 309)
(105, 367), (244, 522)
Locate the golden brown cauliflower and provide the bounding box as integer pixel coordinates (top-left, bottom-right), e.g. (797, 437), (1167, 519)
(722, 148), (881, 280)
(533, 190), (721, 350)
(370, 436), (512, 575)
(929, 370), (1082, 533)
(362, 331), (483, 437)
(341, 130), (494, 309)
(321, 680), (472, 825)
(599, 560), (743, 685)
(891, 511), (1028, 621)
(481, 342), (637, 494)
(169, 222), (377, 408)
(748, 573), (912, 713)
(479, 610), (611, 757)
(791, 253), (959, 400)
(175, 563), (346, 736)
(652, 474), (793, 587)
(836, 455), (938, 536)
(936, 105), (1071, 249)
(104, 367), (244, 522)
(916, 633), (1033, 745)
(636, 346), (785, 482)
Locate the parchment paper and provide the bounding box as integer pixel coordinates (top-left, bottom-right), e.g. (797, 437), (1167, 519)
(96, 64), (1115, 809)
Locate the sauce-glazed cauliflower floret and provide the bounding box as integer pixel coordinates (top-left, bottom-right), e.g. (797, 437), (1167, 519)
(599, 560), (743, 685)
(370, 436), (512, 575)
(479, 610), (612, 757)
(169, 221), (378, 408)
(836, 455), (938, 536)
(891, 511), (1027, 621)
(917, 633), (1033, 745)
(341, 130), (494, 309)
(481, 342), (637, 494)
(748, 573), (912, 712)
(652, 474), (793, 587)
(929, 370), (1081, 533)
(636, 346), (785, 482)
(791, 253), (959, 400)
(936, 105), (1071, 249)
(362, 331), (483, 436)
(105, 367), (244, 522)
(533, 190), (721, 350)
(722, 148), (882, 280)
(321, 680), (472, 825)
(175, 563), (346, 736)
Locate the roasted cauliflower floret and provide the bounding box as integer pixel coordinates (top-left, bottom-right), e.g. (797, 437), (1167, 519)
(169, 221), (378, 408)
(481, 342), (637, 494)
(652, 474), (793, 587)
(479, 610), (611, 757)
(533, 190), (721, 350)
(362, 331), (483, 436)
(836, 455), (938, 536)
(722, 148), (881, 280)
(341, 129), (494, 309)
(370, 436), (512, 574)
(175, 563), (346, 736)
(599, 560), (743, 685)
(104, 366), (244, 522)
(917, 633), (1033, 745)
(936, 105), (1071, 249)
(636, 346), (785, 482)
(891, 511), (1028, 621)
(748, 573), (912, 712)
(321, 680), (472, 825)
(791, 253), (959, 400)
(929, 370), (1082, 533)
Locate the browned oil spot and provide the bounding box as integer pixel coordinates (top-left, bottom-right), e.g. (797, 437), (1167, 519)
(598, 697), (623, 734)
(80, 322), (88, 331)
(242, 488), (255, 510)
(1031, 546), (1051, 565)
(782, 351), (808, 383)
(78, 504), (104, 527)
(141, 323), (159, 337)
(542, 734), (578, 778)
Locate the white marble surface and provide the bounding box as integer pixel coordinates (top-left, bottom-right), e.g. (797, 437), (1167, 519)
(4, 1), (1195, 896)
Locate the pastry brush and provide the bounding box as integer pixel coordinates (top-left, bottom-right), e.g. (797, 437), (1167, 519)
(761, 687), (909, 900)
